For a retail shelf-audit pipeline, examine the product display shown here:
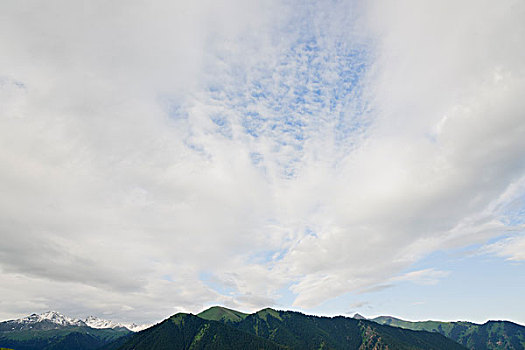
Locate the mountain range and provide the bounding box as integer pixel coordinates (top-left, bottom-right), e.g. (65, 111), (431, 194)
(108, 307), (464, 350)
(1, 307), (524, 349)
(0, 311), (149, 333)
(0, 311), (149, 350)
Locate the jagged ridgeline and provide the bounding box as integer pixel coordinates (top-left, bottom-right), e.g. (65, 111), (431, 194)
(110, 306), (466, 350)
(0, 312), (132, 350)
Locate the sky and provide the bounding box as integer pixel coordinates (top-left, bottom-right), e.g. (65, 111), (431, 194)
(1, 0), (524, 325)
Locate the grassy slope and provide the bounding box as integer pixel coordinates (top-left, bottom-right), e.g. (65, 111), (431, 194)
(197, 306), (248, 323)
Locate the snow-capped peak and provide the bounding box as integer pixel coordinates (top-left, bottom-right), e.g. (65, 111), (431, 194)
(19, 311), (86, 327)
(84, 315), (124, 329)
(124, 322), (152, 332)
(83, 316), (152, 332)
(3, 311), (151, 332)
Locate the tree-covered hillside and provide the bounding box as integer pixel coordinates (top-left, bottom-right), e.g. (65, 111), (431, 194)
(114, 306), (466, 350)
(113, 313), (284, 350)
(373, 316), (525, 349)
(0, 326), (129, 350)
(227, 307), (466, 350)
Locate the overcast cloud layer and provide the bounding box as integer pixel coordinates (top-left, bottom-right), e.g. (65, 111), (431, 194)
(1, 0), (524, 324)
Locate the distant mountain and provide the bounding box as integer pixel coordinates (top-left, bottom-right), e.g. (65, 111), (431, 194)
(6, 308), (523, 350)
(0, 311), (85, 331)
(0, 311), (132, 350)
(372, 315), (525, 350)
(0, 311), (148, 333)
(84, 315), (151, 332)
(84, 316), (126, 330)
(113, 306), (466, 350)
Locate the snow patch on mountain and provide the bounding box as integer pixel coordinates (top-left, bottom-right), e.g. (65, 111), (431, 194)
(83, 315), (151, 331)
(124, 322), (152, 332)
(2, 311), (151, 332)
(84, 315), (123, 329)
(19, 311), (86, 327)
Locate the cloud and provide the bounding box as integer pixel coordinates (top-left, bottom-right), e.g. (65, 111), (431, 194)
(391, 269), (451, 286)
(349, 301), (369, 309)
(346, 301), (370, 315)
(482, 235), (525, 261)
(0, 0), (284, 322)
(1, 0), (524, 322)
(282, 0), (525, 308)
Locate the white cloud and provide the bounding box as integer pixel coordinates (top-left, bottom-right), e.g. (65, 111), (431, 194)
(1, 0), (524, 322)
(483, 235), (525, 261)
(391, 269), (451, 286)
(279, 0), (525, 308)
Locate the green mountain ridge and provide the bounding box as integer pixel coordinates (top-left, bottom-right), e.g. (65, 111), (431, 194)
(371, 315), (525, 349)
(3, 306), (523, 350)
(110, 312), (284, 350)
(112, 307), (466, 350)
(234, 307), (465, 350)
